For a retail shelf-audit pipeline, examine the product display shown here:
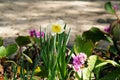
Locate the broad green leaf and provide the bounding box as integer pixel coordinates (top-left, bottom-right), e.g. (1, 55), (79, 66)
(104, 2), (115, 14)
(100, 68), (120, 80)
(112, 23), (120, 41)
(6, 44), (18, 57)
(109, 45), (118, 55)
(87, 55), (97, 71)
(22, 53), (33, 64)
(15, 36), (31, 46)
(0, 37), (3, 46)
(81, 68), (95, 80)
(81, 55), (97, 80)
(74, 36), (94, 56)
(0, 46), (7, 58)
(82, 27), (107, 43)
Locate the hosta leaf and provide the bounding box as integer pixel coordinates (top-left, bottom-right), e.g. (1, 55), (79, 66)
(104, 2), (115, 14)
(15, 36), (31, 46)
(6, 44), (18, 57)
(82, 55), (97, 79)
(0, 37), (3, 46)
(81, 68), (95, 80)
(74, 36), (94, 56)
(87, 55), (97, 71)
(0, 46), (7, 58)
(82, 27), (107, 43)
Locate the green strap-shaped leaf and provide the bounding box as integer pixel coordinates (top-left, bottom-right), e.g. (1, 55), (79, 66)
(22, 53), (33, 64)
(95, 60), (120, 69)
(105, 2), (115, 14)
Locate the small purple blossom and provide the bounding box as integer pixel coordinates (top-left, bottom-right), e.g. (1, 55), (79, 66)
(73, 53), (87, 72)
(104, 26), (110, 33)
(29, 29), (44, 38)
(29, 29), (36, 37)
(113, 5), (118, 11)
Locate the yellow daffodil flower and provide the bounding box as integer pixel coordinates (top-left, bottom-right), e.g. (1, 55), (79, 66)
(48, 20), (65, 35)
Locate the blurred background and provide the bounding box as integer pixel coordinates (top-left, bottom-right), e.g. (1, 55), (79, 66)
(0, 0), (120, 45)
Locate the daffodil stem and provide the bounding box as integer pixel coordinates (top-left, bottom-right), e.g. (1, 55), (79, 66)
(54, 35), (57, 54)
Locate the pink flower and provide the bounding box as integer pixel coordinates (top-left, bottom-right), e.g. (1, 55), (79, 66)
(29, 29), (44, 38)
(73, 53), (87, 72)
(29, 29), (36, 37)
(113, 5), (118, 11)
(104, 26), (110, 33)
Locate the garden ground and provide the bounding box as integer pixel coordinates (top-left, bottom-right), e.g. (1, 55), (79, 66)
(0, 0), (120, 45)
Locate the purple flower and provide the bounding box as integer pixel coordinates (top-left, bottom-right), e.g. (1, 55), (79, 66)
(73, 53), (87, 72)
(29, 29), (36, 37)
(113, 5), (118, 11)
(29, 29), (44, 38)
(104, 26), (110, 33)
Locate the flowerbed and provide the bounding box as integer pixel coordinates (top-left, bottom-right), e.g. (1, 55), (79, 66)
(0, 2), (120, 80)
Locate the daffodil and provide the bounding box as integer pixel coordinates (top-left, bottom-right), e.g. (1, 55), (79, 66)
(17, 66), (26, 74)
(34, 66), (41, 73)
(49, 20), (65, 35)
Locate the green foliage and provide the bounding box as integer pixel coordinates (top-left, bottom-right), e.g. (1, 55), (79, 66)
(0, 44), (18, 58)
(104, 2), (115, 14)
(15, 36), (31, 46)
(87, 55), (98, 71)
(6, 44), (18, 57)
(82, 55), (98, 80)
(74, 35), (94, 56)
(95, 60), (120, 68)
(40, 28), (72, 80)
(110, 20), (120, 41)
(0, 46), (7, 58)
(82, 27), (107, 43)
(22, 53), (33, 64)
(109, 45), (118, 55)
(100, 68), (120, 80)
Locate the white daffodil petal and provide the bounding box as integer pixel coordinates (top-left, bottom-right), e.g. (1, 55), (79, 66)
(47, 20), (65, 35)
(56, 20), (65, 28)
(56, 20), (65, 25)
